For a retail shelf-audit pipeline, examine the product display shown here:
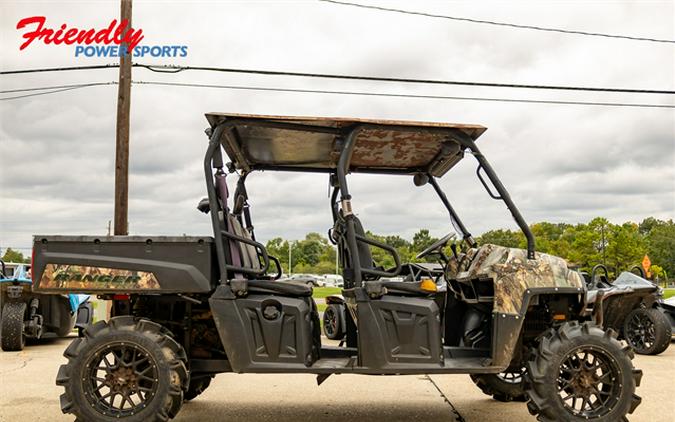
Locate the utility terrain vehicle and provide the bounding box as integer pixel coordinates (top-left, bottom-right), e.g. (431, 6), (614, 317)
(32, 114), (642, 421)
(585, 265), (671, 355)
(0, 260), (92, 351)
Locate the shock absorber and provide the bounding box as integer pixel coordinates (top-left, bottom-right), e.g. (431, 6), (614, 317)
(25, 298), (43, 339)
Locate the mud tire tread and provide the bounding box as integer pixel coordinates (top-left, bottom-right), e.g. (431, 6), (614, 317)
(524, 321), (641, 422)
(56, 316), (188, 422)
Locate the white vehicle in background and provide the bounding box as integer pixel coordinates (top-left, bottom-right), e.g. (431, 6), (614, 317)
(322, 274), (344, 288)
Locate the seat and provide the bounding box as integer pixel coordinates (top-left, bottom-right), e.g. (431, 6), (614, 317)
(227, 215), (261, 271)
(246, 279), (313, 297)
(226, 214), (312, 297)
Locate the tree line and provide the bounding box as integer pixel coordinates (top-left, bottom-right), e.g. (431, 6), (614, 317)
(265, 217), (674, 280)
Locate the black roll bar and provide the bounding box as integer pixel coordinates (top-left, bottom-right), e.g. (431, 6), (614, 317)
(452, 132), (536, 259)
(427, 176), (476, 248)
(204, 125), (230, 282)
(205, 123), (271, 281)
(335, 125), (403, 286)
(336, 127), (362, 288)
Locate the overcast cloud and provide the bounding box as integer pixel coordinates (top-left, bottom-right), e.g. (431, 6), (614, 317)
(1, 0), (674, 256)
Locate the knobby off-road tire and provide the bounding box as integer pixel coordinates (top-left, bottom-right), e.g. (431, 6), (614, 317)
(526, 321), (642, 422)
(184, 376), (213, 401)
(56, 316), (189, 422)
(623, 307), (671, 355)
(1, 302), (27, 351)
(470, 369), (527, 402)
(322, 304), (345, 340)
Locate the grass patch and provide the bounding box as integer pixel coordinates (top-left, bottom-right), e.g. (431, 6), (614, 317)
(312, 287), (341, 299)
(663, 289), (675, 299)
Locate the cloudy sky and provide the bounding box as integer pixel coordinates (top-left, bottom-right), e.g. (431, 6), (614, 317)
(1, 0), (674, 256)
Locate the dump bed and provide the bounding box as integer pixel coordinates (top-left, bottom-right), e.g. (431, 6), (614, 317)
(32, 236), (217, 293)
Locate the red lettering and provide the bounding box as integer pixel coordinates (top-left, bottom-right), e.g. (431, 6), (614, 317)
(76, 29), (96, 45)
(16, 16), (46, 50)
(52, 24), (67, 45)
(16, 16), (145, 50)
(63, 28), (78, 43)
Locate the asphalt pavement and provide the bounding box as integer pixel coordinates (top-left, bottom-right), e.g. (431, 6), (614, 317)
(0, 336), (673, 421)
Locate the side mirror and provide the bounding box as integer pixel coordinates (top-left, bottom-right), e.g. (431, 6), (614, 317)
(197, 198), (211, 214)
(413, 173), (429, 187)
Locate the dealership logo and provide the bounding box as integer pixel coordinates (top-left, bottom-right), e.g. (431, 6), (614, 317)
(16, 16), (188, 58)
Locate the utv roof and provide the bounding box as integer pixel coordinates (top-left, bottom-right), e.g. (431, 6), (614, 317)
(205, 113), (487, 176)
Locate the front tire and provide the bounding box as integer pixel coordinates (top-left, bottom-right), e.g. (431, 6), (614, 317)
(623, 307), (671, 355)
(56, 316), (188, 421)
(1, 302), (27, 351)
(526, 322), (642, 422)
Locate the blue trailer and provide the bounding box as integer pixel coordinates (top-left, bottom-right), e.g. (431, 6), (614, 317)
(0, 260), (92, 351)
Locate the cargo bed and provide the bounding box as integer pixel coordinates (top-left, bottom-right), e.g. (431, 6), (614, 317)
(32, 236), (217, 293)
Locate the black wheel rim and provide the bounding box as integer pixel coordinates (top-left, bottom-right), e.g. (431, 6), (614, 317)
(84, 342), (159, 417)
(497, 368), (525, 384)
(625, 311), (655, 352)
(324, 308), (337, 337)
(557, 347), (622, 418)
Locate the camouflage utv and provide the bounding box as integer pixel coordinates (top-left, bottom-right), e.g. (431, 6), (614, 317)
(32, 114), (642, 421)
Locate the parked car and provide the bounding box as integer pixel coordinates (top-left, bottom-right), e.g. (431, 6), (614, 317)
(282, 273), (324, 287)
(322, 274), (343, 288)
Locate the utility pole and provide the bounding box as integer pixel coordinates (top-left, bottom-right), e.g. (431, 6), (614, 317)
(288, 241), (292, 276)
(114, 0), (132, 236)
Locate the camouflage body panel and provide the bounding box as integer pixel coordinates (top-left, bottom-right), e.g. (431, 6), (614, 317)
(452, 244), (584, 314)
(39, 264), (159, 291)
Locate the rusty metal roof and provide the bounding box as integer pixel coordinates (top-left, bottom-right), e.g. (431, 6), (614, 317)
(205, 113), (487, 176)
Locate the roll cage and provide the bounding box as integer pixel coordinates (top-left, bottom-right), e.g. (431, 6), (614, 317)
(203, 114), (536, 288)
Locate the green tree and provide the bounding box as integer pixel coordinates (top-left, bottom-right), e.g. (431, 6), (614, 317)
(605, 222), (646, 274)
(411, 229), (439, 262)
(477, 229), (523, 248)
(1, 248), (28, 263)
(643, 219), (675, 277)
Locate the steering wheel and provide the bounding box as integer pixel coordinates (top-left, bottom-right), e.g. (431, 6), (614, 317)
(416, 233), (456, 260)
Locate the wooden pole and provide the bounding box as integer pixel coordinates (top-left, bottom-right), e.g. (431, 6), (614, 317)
(114, 0), (132, 236)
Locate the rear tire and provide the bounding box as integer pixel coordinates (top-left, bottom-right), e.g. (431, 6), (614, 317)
(56, 316), (188, 421)
(322, 304), (345, 340)
(623, 307), (671, 355)
(1, 302), (27, 351)
(470, 369), (527, 402)
(525, 322), (642, 422)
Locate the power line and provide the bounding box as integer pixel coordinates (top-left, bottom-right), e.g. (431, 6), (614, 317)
(0, 64), (119, 75)
(0, 82), (116, 101)
(2, 79), (672, 108)
(1, 63), (673, 95)
(319, 0), (675, 44)
(1, 82), (116, 94)
(132, 80), (675, 109)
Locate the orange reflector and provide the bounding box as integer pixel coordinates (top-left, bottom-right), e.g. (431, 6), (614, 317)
(553, 314), (566, 321)
(420, 278), (437, 293)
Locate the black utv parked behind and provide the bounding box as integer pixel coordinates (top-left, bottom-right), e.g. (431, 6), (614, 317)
(32, 114), (642, 421)
(585, 264), (671, 355)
